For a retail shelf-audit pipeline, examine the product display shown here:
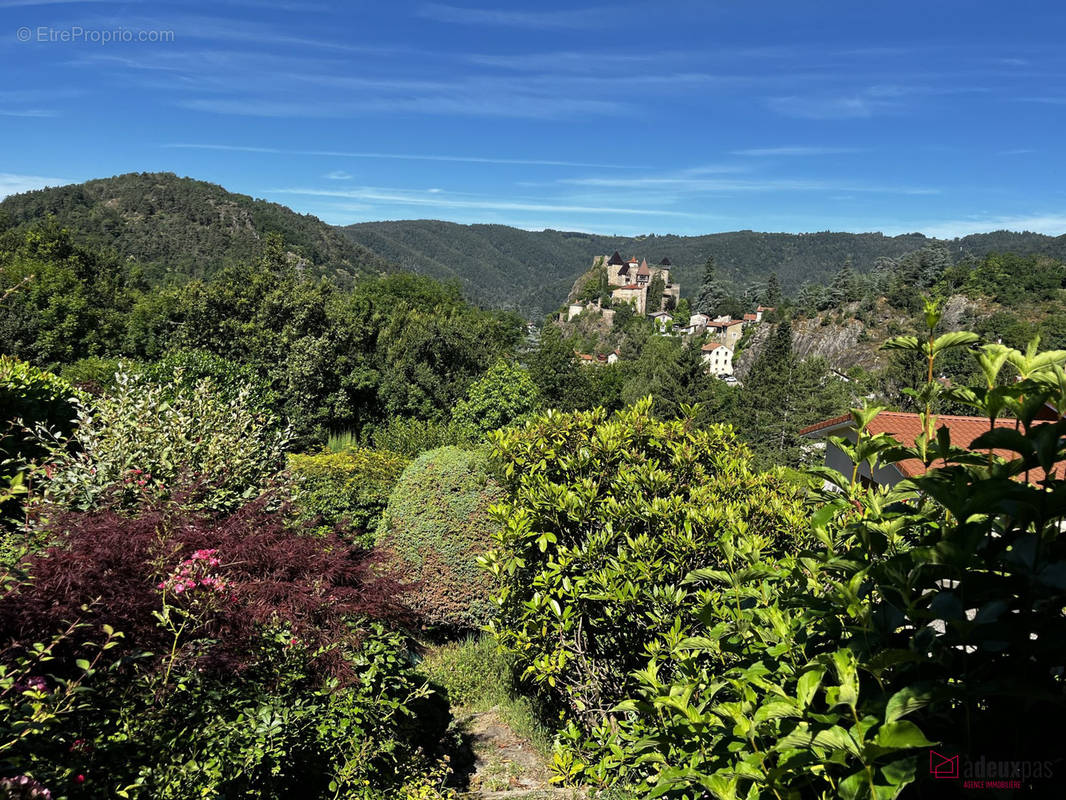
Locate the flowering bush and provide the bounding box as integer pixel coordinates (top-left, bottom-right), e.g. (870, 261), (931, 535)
(35, 368), (289, 514)
(0, 775), (55, 799)
(0, 496), (448, 797)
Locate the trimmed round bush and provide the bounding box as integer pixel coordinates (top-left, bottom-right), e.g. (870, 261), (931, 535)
(376, 446), (504, 631)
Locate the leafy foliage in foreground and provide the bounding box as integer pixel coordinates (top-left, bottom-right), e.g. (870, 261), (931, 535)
(487, 311), (1066, 797)
(483, 399), (808, 743)
(377, 447), (505, 631)
(0, 495), (445, 798)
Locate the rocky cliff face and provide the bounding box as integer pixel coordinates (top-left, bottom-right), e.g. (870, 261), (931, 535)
(735, 295), (982, 378)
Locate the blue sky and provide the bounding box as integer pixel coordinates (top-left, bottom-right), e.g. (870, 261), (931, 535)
(2, 0), (1065, 236)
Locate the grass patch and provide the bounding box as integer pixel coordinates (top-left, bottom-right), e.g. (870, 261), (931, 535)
(417, 633), (554, 755)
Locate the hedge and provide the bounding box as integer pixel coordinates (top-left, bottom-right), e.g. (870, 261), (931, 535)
(375, 446), (504, 631)
(288, 447), (410, 545)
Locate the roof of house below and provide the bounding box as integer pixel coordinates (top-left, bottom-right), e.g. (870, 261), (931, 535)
(800, 410), (1065, 481)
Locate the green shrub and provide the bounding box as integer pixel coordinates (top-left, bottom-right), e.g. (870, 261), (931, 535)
(38, 369), (288, 514)
(0, 356), (82, 464)
(451, 359), (541, 439)
(288, 447), (409, 544)
(58, 355), (129, 395)
(106, 623), (446, 799)
(377, 446), (505, 631)
(1, 357), (83, 538)
(370, 416), (470, 458)
(547, 304), (1066, 798)
(142, 348), (279, 413)
(483, 398), (809, 787)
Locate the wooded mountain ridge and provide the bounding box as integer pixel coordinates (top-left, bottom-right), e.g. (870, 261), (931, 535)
(4, 173), (1066, 317)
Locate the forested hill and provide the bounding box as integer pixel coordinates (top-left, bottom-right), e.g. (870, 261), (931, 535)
(342, 220), (1066, 317)
(4, 173), (1066, 317)
(0, 173), (389, 285)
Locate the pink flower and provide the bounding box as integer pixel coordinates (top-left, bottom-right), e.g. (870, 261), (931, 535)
(173, 584), (185, 594)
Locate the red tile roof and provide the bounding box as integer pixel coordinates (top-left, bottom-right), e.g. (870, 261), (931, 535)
(743, 313), (758, 321)
(801, 411), (1065, 481)
(701, 342), (728, 351)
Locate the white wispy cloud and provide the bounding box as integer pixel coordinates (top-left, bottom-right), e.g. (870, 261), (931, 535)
(560, 171), (937, 195)
(765, 93), (896, 120)
(767, 84), (992, 120)
(271, 185), (702, 218)
(415, 3), (617, 29)
(0, 172), (71, 200)
(324, 170), (353, 180)
(165, 143), (645, 169)
(903, 214), (1066, 238)
(176, 91), (628, 119)
(0, 0), (113, 6)
(731, 146), (864, 157)
(0, 108), (59, 117)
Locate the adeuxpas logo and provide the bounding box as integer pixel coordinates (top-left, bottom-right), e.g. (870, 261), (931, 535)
(929, 750), (1055, 788)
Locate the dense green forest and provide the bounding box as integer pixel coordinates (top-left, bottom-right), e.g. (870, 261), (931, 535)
(0, 173), (389, 286)
(343, 218), (1066, 316)
(6, 174), (1066, 319)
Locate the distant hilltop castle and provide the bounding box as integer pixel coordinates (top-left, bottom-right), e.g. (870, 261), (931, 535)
(604, 251), (680, 315)
(566, 251), (681, 322)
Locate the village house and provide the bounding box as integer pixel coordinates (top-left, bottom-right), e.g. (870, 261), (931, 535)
(573, 349), (621, 366)
(687, 313), (710, 335)
(800, 410), (1065, 489)
(755, 306), (775, 323)
(701, 342), (734, 376)
(707, 318), (745, 349)
(648, 310), (673, 330)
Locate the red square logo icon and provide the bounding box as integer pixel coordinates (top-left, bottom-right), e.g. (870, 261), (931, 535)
(930, 750), (959, 779)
